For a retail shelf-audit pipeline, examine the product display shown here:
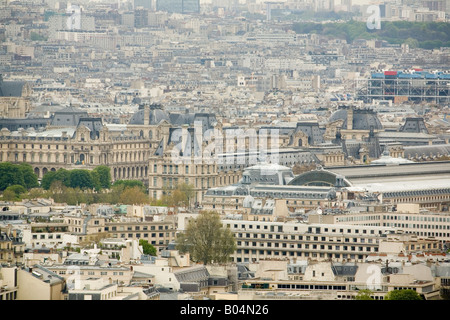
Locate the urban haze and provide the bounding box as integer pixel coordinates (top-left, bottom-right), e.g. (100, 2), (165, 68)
(0, 0), (450, 303)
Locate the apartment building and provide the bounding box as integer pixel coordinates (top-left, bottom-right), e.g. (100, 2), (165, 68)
(22, 222), (75, 249)
(63, 213), (109, 245)
(0, 225), (24, 264)
(46, 263), (133, 286)
(0, 266), (18, 301)
(17, 265), (66, 300)
(62, 209), (177, 252)
(308, 204), (450, 243)
(67, 277), (157, 300)
(238, 259), (442, 300)
(223, 219), (395, 263)
(105, 218), (177, 253)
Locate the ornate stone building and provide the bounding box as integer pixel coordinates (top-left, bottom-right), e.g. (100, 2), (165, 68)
(0, 106), (151, 183)
(0, 75), (32, 118)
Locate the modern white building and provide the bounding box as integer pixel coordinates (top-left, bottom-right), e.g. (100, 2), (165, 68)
(223, 219), (396, 263)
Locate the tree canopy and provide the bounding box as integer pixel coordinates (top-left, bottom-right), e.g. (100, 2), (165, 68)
(176, 210), (236, 265)
(18, 163), (39, 189)
(41, 168), (71, 190)
(93, 165), (112, 190)
(159, 183), (195, 208)
(292, 21), (450, 49)
(384, 289), (423, 300)
(139, 239), (157, 256)
(0, 162), (38, 191)
(355, 289), (374, 300)
(118, 186), (150, 205)
(113, 179), (145, 191)
(69, 169), (96, 190)
(41, 166), (111, 191)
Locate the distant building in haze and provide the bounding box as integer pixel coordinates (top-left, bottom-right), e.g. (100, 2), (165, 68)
(156, 0), (200, 13)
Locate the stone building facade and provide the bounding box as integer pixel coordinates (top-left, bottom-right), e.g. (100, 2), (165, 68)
(0, 106), (151, 183)
(0, 77), (32, 118)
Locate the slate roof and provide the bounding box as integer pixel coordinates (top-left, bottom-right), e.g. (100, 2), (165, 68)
(0, 80), (26, 97)
(331, 263), (358, 276)
(128, 107), (170, 125)
(0, 117), (49, 131)
(174, 266), (210, 291)
(400, 117), (429, 133)
(50, 106), (88, 127)
(329, 107), (383, 131)
(205, 184), (249, 196)
(77, 117), (103, 139)
(404, 144), (450, 159)
(236, 263), (255, 280)
(293, 122), (325, 145)
(240, 163), (294, 186)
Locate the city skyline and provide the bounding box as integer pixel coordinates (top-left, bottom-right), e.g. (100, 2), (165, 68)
(0, 0), (449, 304)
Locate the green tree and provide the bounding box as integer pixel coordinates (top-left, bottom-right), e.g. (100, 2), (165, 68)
(113, 179), (145, 191)
(291, 21), (450, 50)
(41, 171), (58, 190)
(54, 168), (71, 187)
(0, 162), (25, 191)
(27, 187), (48, 200)
(93, 165), (112, 189)
(5, 185), (27, 198)
(384, 289), (423, 300)
(2, 189), (16, 201)
(118, 186), (149, 205)
(176, 210), (236, 265)
(18, 163), (39, 189)
(106, 184), (126, 204)
(355, 289), (374, 300)
(69, 169), (95, 189)
(139, 239), (157, 256)
(41, 169), (71, 190)
(160, 183), (195, 208)
(178, 183), (195, 208)
(90, 170), (102, 191)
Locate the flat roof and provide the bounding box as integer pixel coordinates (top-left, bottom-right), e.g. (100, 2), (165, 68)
(328, 161), (450, 192)
(326, 161), (450, 179)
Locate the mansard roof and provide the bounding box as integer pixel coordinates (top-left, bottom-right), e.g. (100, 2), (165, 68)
(329, 106), (383, 131)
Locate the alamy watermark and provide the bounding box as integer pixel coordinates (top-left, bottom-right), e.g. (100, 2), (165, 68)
(366, 5), (381, 30)
(170, 123), (280, 167)
(66, 265), (82, 290)
(66, 5), (82, 31)
(365, 264), (383, 290)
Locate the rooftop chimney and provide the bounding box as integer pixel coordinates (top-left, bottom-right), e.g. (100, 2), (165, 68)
(347, 107), (353, 130)
(144, 105), (150, 125)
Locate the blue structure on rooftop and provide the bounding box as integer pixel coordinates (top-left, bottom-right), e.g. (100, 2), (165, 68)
(358, 69), (450, 104)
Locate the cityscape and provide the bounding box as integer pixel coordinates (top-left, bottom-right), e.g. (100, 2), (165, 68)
(1, 0), (450, 303)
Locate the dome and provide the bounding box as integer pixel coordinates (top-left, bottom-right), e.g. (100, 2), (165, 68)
(329, 107), (383, 131)
(128, 107), (170, 125)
